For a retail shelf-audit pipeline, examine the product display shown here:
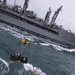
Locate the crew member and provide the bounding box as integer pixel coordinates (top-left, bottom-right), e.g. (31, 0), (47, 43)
(20, 38), (30, 45)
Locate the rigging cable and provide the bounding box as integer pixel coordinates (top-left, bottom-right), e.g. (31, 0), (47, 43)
(12, 39), (31, 57)
(30, 0), (44, 19)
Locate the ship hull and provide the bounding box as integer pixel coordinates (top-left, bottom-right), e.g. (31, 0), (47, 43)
(0, 8), (75, 49)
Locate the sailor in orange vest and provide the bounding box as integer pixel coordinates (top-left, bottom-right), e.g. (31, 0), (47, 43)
(20, 38), (30, 45)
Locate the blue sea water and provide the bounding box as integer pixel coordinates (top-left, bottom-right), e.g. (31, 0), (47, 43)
(0, 24), (75, 75)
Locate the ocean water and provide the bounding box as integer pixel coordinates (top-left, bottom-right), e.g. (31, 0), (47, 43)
(0, 24), (75, 75)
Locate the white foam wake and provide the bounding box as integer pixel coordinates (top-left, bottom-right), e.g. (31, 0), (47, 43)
(0, 24), (37, 41)
(40, 43), (50, 46)
(0, 58), (10, 75)
(52, 44), (75, 52)
(23, 63), (46, 75)
(0, 58), (9, 68)
(39, 41), (75, 52)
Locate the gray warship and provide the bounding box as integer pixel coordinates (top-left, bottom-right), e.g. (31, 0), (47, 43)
(0, 0), (75, 48)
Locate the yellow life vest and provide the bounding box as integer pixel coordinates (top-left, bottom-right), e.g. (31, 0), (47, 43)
(20, 38), (30, 45)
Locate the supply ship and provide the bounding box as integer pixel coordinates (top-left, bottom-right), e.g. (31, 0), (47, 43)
(0, 0), (75, 48)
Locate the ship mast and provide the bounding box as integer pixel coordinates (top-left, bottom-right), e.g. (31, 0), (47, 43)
(14, 0), (16, 6)
(22, 0), (29, 15)
(2, 0), (7, 5)
(45, 7), (51, 24)
(49, 6), (63, 27)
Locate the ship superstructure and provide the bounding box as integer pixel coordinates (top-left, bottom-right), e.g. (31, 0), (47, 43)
(0, 0), (75, 48)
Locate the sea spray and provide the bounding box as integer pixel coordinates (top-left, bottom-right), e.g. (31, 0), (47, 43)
(23, 63), (46, 75)
(0, 58), (10, 75)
